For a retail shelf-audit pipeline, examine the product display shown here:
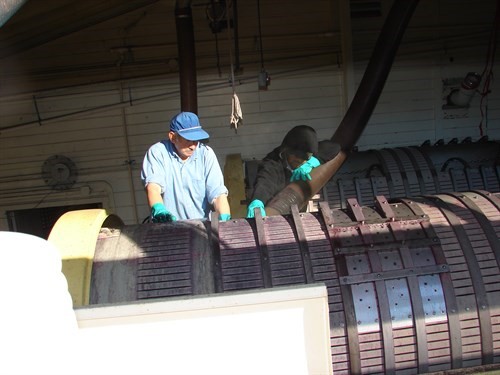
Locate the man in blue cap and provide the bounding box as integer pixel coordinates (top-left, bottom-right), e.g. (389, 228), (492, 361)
(141, 111), (231, 222)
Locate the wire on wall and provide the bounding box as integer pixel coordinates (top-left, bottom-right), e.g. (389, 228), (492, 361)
(207, 0), (223, 76)
(478, 0), (500, 136)
(225, 0), (243, 132)
(257, 0), (270, 90)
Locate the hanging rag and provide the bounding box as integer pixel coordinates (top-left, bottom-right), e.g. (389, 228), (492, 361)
(224, 0), (242, 133)
(230, 92), (243, 131)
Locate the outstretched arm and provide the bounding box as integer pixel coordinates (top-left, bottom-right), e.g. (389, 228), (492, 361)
(145, 183), (176, 222)
(213, 194), (231, 221)
(145, 183), (163, 207)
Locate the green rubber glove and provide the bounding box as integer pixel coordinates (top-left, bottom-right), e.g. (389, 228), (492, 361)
(219, 213), (231, 222)
(290, 156), (321, 182)
(151, 202), (177, 223)
(246, 199), (266, 218)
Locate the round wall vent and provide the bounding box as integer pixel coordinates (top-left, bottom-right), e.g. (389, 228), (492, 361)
(41, 155), (78, 190)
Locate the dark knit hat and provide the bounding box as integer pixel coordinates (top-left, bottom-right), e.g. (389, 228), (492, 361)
(281, 125), (318, 155)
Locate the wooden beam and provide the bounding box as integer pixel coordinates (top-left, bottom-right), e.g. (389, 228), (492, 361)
(0, 0), (161, 58)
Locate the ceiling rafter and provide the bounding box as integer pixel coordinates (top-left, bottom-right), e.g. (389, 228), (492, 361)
(0, 0), (161, 59)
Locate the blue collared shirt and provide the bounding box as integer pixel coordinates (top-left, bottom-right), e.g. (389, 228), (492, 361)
(141, 140), (228, 220)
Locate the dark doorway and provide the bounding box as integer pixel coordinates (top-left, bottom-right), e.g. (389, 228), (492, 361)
(7, 203), (102, 239)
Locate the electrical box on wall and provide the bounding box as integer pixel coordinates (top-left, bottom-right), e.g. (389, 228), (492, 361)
(442, 73), (481, 119)
(442, 77), (469, 119)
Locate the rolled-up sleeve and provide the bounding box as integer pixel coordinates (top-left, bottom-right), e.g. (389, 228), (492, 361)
(141, 142), (167, 194)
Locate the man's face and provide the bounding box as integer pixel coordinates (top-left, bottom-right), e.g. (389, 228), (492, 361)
(285, 149), (313, 170)
(169, 131), (198, 160)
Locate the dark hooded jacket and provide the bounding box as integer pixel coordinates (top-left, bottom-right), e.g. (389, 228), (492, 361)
(250, 125), (319, 205)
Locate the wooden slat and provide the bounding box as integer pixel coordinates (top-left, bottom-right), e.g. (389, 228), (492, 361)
(224, 154), (247, 218)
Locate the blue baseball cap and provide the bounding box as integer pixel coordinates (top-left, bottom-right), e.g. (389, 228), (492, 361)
(170, 112), (209, 141)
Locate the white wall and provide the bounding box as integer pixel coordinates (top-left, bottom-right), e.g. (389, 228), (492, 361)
(350, 0), (500, 149)
(0, 65), (344, 227)
(0, 0), (499, 229)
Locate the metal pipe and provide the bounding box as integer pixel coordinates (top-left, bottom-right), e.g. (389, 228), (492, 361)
(175, 3), (198, 112)
(118, 81), (140, 224)
(266, 0), (420, 216)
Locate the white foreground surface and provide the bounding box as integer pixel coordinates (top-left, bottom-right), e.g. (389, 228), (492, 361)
(0, 231), (332, 375)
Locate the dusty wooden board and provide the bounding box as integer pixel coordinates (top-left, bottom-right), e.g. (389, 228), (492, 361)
(224, 153), (247, 218)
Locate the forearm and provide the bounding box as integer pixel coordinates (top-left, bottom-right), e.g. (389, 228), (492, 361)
(145, 183), (163, 207)
(213, 194), (231, 215)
